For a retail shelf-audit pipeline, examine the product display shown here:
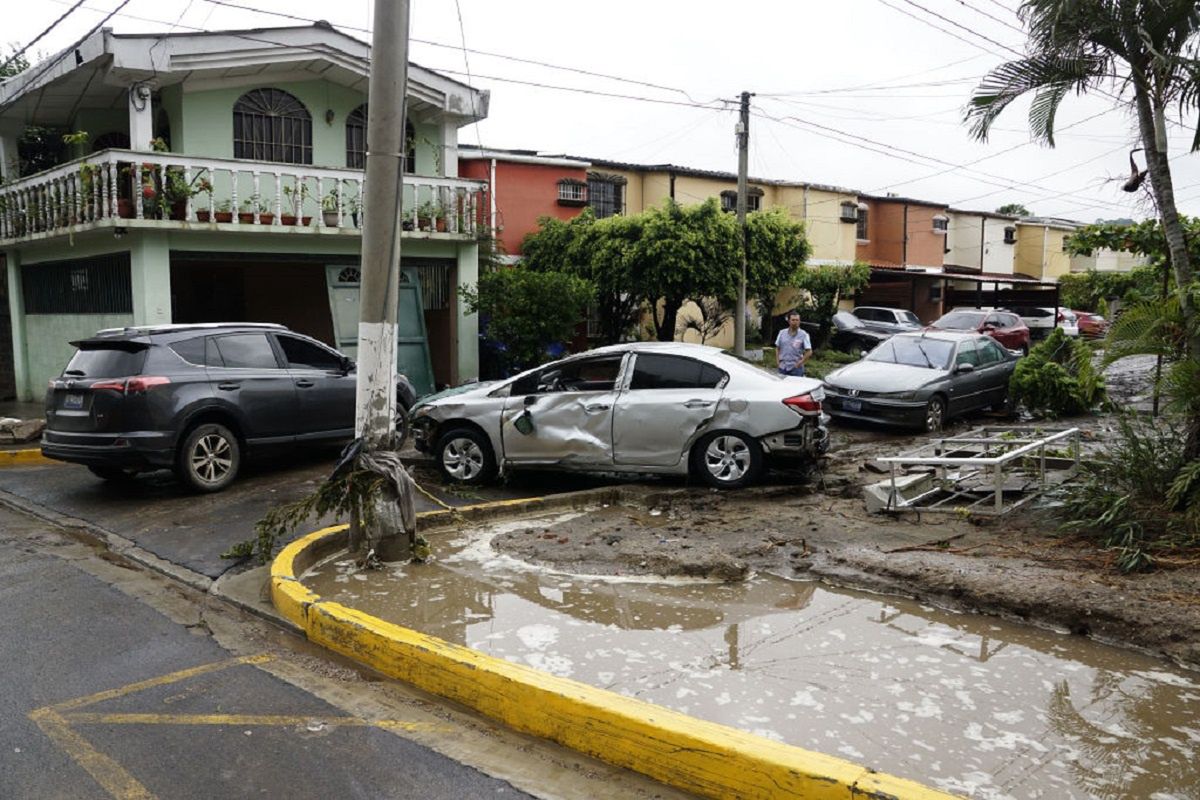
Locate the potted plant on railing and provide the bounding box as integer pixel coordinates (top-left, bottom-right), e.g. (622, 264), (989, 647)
(322, 188), (343, 227)
(193, 178), (216, 222)
(417, 199), (447, 232)
(239, 199), (273, 225)
(213, 199), (233, 224)
(282, 183), (313, 226)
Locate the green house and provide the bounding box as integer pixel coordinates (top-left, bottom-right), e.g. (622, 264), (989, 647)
(0, 23), (490, 400)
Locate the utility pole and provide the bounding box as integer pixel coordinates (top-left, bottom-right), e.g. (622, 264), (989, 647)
(733, 91), (750, 358)
(356, 0), (410, 444)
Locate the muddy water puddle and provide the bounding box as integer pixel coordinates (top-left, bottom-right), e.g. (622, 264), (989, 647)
(304, 512), (1200, 799)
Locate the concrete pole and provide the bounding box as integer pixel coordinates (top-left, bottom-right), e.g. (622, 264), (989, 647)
(733, 91), (750, 358)
(355, 0), (410, 445)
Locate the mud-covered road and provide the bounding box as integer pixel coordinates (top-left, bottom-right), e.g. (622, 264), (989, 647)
(493, 355), (1200, 670)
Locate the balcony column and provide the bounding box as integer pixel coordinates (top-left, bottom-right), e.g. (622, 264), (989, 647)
(454, 240), (479, 383)
(127, 83), (155, 151)
(129, 232), (171, 326)
(4, 250), (29, 400)
(441, 120), (458, 178)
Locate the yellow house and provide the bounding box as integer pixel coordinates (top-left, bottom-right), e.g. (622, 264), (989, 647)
(1014, 219), (1078, 282)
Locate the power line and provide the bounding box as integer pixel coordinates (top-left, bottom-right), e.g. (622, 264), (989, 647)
(1, 0), (88, 74)
(893, 0), (1024, 58)
(0, 0), (131, 114)
(953, 0), (1026, 36)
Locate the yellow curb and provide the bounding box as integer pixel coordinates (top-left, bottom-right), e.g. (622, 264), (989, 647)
(0, 448), (56, 467)
(272, 519), (961, 800)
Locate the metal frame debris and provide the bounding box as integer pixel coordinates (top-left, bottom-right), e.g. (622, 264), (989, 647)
(870, 426), (1081, 515)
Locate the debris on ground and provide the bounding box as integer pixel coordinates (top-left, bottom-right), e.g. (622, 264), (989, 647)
(0, 418), (44, 444)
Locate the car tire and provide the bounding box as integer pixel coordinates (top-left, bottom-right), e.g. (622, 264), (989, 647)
(394, 401), (410, 448)
(435, 427), (497, 485)
(691, 430), (763, 490)
(176, 423), (241, 493)
(924, 396), (947, 433)
(87, 465), (139, 482)
(991, 391), (1013, 414)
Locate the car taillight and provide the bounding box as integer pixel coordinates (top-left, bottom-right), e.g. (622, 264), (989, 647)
(784, 393), (821, 414)
(90, 376), (171, 394)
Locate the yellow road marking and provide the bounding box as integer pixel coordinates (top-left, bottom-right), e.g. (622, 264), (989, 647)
(51, 653), (273, 712)
(0, 449), (57, 467)
(28, 708), (155, 800)
(62, 712), (441, 732)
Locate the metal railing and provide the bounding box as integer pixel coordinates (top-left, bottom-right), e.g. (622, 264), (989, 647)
(0, 149), (487, 243)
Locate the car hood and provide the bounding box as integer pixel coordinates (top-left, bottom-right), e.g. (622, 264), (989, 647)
(412, 380), (500, 410)
(824, 361), (947, 393)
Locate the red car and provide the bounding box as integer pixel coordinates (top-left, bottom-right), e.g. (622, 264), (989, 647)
(930, 309), (1031, 354)
(1073, 310), (1110, 338)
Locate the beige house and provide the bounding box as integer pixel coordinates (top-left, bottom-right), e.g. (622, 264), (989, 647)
(570, 159), (861, 347)
(1014, 218), (1079, 282)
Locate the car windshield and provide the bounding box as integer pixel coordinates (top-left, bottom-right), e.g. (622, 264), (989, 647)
(900, 311), (921, 325)
(866, 337), (954, 370)
(933, 311), (985, 329)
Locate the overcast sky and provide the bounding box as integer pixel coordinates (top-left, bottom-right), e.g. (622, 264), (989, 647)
(15, 0), (1200, 220)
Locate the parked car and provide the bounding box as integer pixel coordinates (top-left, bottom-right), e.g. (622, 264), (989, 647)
(805, 311), (892, 355)
(930, 309), (1030, 354)
(42, 323), (417, 492)
(851, 306), (923, 334)
(1008, 306), (1078, 340)
(410, 342), (830, 490)
(822, 331), (1018, 431)
(1073, 310), (1110, 338)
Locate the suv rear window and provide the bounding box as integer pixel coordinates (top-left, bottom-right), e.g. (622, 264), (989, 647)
(63, 346), (146, 378)
(170, 336), (207, 366)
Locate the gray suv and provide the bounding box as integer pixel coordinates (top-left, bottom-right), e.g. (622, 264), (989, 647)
(42, 323), (416, 492)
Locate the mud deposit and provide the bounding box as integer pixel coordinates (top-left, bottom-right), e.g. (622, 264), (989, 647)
(305, 514), (1200, 800)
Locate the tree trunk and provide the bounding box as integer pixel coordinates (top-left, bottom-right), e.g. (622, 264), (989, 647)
(1130, 69), (1200, 459)
(654, 295), (682, 342)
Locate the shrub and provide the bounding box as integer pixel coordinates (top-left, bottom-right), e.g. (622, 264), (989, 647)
(462, 266), (594, 374)
(1061, 414), (1200, 572)
(1009, 328), (1105, 416)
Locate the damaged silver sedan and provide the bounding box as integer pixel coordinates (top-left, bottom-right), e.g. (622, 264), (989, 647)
(410, 342), (830, 489)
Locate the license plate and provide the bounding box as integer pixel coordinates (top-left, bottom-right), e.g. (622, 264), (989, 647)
(842, 398), (862, 412)
(63, 393), (84, 410)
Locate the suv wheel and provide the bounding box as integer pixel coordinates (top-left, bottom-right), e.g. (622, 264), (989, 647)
(177, 423), (241, 492)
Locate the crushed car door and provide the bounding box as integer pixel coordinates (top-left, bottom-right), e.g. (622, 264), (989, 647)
(500, 354), (625, 466)
(612, 353), (725, 467)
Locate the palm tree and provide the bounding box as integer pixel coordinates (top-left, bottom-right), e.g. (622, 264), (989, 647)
(965, 0), (1200, 457)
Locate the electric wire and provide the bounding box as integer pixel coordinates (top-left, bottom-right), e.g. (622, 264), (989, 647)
(0, 0), (88, 75)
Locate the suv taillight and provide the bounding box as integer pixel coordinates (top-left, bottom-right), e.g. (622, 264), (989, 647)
(90, 376), (171, 394)
(784, 394), (821, 414)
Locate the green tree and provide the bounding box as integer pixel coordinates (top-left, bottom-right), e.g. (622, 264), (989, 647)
(461, 265), (593, 373)
(996, 202), (1032, 216)
(789, 263), (872, 346)
(966, 0), (1200, 459)
(1, 45), (66, 179)
(746, 208), (813, 343)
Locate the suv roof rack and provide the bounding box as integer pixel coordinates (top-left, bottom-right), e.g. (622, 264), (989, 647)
(93, 322), (289, 336)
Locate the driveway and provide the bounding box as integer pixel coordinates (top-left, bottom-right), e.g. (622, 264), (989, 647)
(0, 451), (613, 581)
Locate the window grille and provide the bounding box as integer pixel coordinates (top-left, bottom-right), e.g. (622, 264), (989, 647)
(587, 174), (625, 218)
(557, 180), (587, 205)
(932, 216), (949, 233)
(346, 106), (415, 172)
(720, 189), (762, 213)
(233, 88), (313, 165)
(856, 207), (870, 241)
(22, 253), (132, 314)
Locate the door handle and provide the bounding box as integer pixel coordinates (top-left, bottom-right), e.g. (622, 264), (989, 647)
(683, 400), (714, 409)
(295, 379), (314, 388)
(217, 382), (240, 391)
(584, 403), (610, 413)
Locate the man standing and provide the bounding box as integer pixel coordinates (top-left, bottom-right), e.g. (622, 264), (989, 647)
(775, 310), (813, 377)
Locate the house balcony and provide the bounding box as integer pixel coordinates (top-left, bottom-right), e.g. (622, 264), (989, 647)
(0, 149), (488, 247)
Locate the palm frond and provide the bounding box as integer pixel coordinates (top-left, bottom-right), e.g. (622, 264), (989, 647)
(967, 53), (1107, 142)
(1103, 296), (1185, 364)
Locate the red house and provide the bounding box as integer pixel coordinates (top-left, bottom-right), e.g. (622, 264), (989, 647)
(458, 147), (591, 258)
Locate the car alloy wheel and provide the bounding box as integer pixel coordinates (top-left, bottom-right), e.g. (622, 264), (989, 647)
(442, 436), (485, 480)
(925, 397), (946, 432)
(177, 423), (241, 493)
(690, 430), (764, 490)
(435, 427), (497, 485)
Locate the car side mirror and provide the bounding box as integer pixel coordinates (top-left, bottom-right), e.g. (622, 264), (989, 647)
(524, 395), (537, 406)
(340, 356), (355, 373)
(955, 363), (975, 374)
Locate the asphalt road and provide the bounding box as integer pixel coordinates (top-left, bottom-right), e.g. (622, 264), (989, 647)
(0, 506), (534, 800)
(0, 452), (611, 581)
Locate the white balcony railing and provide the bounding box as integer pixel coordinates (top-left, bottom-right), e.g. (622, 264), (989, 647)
(0, 149), (487, 244)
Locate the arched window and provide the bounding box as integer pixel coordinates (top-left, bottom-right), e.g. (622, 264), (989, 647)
(233, 88), (312, 164)
(345, 104), (414, 171)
